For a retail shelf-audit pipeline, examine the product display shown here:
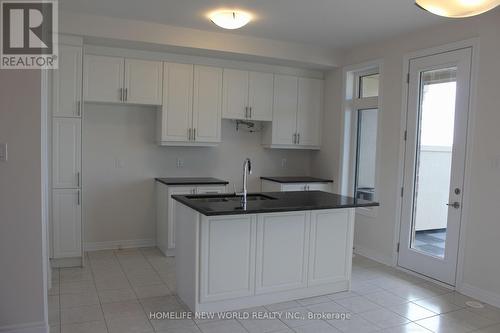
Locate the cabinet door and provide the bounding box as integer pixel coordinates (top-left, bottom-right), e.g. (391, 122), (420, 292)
(193, 65), (222, 143)
(222, 69), (249, 120)
(255, 211), (309, 294)
(297, 78), (323, 147)
(161, 63), (193, 142)
(83, 55), (124, 103)
(248, 71), (273, 121)
(272, 75), (298, 145)
(53, 45), (82, 117)
(124, 59), (162, 105)
(167, 186), (195, 250)
(196, 185), (226, 194)
(308, 209), (353, 286)
(281, 184), (307, 191)
(52, 189), (81, 258)
(53, 118), (81, 189)
(307, 183), (332, 192)
(200, 214), (256, 302)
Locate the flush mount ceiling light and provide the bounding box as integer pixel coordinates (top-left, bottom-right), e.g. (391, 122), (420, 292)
(415, 0), (500, 18)
(208, 10), (252, 29)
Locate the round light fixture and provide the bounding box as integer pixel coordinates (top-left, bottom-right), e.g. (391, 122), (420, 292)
(209, 10), (252, 29)
(416, 0), (500, 18)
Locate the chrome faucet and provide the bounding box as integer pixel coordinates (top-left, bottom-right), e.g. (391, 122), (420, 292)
(236, 158), (252, 206)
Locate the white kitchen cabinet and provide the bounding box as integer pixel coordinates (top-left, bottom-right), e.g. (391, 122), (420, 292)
(158, 64), (222, 145)
(255, 211), (309, 294)
(176, 205), (355, 313)
(192, 65), (223, 143)
(222, 69), (248, 120)
(156, 182), (226, 256)
(124, 59), (163, 105)
(84, 55), (124, 103)
(308, 209), (353, 286)
(297, 78), (323, 147)
(53, 45), (82, 117)
(262, 75), (324, 149)
(267, 74), (298, 145)
(200, 214), (256, 302)
(222, 69), (273, 121)
(160, 62), (193, 143)
(84, 55), (162, 105)
(52, 189), (82, 258)
(52, 118), (81, 189)
(261, 179), (332, 193)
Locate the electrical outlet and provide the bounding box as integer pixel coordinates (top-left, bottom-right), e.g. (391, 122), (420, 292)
(114, 158), (123, 168)
(0, 143), (7, 161)
(176, 158), (184, 168)
(281, 158), (287, 169)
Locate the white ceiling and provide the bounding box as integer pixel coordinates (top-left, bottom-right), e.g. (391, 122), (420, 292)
(60, 0), (447, 50)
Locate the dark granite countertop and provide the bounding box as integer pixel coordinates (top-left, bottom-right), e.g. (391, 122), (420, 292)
(172, 191), (378, 216)
(155, 177), (229, 186)
(261, 176), (333, 183)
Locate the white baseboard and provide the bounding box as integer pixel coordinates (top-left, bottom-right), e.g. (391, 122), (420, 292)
(84, 239), (155, 252)
(458, 282), (500, 308)
(0, 321), (48, 333)
(353, 244), (393, 266)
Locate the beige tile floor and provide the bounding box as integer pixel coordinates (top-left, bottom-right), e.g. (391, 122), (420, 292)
(48, 248), (500, 333)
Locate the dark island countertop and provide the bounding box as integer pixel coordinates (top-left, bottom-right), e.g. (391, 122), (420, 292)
(155, 177), (229, 186)
(172, 191), (378, 216)
(261, 176), (333, 183)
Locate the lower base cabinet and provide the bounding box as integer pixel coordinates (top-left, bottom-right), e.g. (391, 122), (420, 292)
(156, 182), (226, 256)
(177, 207), (355, 312)
(52, 189), (82, 259)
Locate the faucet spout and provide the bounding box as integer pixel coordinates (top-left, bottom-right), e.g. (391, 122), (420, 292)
(239, 158), (252, 207)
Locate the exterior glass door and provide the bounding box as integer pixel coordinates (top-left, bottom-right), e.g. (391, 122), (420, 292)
(398, 48), (472, 285)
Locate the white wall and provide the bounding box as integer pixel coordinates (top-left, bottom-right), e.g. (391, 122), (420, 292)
(312, 8), (500, 305)
(0, 70), (48, 332)
(83, 104), (311, 245)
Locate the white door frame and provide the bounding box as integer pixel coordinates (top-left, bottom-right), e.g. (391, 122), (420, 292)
(393, 39), (479, 290)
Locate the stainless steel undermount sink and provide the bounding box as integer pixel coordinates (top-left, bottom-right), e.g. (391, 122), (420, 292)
(186, 193), (277, 203)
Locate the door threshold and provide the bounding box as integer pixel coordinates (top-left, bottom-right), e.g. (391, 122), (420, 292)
(395, 265), (455, 290)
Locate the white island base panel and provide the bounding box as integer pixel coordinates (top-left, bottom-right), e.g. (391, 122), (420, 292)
(175, 202), (355, 313)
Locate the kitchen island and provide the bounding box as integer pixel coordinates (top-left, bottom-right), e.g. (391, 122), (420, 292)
(172, 191), (378, 313)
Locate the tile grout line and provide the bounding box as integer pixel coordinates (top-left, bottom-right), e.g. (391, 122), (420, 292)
(87, 251), (111, 333)
(113, 248), (156, 333)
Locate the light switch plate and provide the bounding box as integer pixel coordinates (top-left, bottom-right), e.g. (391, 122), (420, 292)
(0, 143), (7, 161)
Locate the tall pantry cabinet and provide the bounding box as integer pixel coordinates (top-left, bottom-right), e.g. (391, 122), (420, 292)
(51, 37), (83, 266)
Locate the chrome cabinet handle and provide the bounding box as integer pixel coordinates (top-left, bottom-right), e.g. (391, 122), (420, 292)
(446, 202), (461, 209)
(249, 107), (252, 119)
(77, 190), (80, 205)
(244, 106), (248, 118)
(124, 88), (128, 102)
(193, 128), (196, 141)
(119, 88), (123, 101)
(293, 133), (296, 144)
(297, 133), (300, 144)
(188, 128), (191, 140)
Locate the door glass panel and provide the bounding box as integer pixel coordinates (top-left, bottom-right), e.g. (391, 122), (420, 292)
(355, 108), (378, 201)
(411, 67), (457, 258)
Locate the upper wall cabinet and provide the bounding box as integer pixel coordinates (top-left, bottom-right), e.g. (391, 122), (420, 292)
(262, 75), (323, 149)
(53, 45), (83, 117)
(222, 69), (273, 121)
(297, 77), (323, 147)
(84, 55), (162, 105)
(84, 55), (124, 103)
(158, 63), (222, 146)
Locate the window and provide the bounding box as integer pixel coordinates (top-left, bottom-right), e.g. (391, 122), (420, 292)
(341, 64), (381, 209)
